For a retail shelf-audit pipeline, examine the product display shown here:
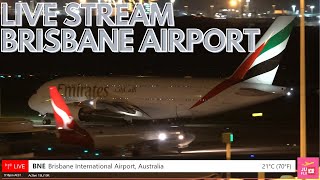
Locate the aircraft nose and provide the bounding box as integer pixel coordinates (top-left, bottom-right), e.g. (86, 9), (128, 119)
(28, 94), (38, 111)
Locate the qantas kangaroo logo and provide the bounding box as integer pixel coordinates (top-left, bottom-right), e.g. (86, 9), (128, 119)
(49, 86), (75, 130)
(50, 100), (73, 130)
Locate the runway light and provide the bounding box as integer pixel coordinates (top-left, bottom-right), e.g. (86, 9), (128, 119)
(230, 133), (234, 142)
(178, 135), (184, 140)
(83, 149), (89, 153)
(250, 154), (255, 158)
(95, 152), (100, 156)
(47, 147), (53, 151)
(158, 133), (167, 141)
(252, 113), (263, 117)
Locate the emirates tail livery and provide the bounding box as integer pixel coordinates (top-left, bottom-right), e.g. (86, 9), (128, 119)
(29, 16), (295, 125)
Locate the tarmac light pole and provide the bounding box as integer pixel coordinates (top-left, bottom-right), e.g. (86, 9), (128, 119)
(222, 133), (233, 179)
(0, 88), (1, 117)
(299, 0), (307, 159)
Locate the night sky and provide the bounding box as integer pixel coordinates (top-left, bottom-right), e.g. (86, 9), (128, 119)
(2, 0), (320, 13)
(164, 0), (319, 13)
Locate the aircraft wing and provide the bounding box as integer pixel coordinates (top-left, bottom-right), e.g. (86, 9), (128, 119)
(76, 99), (150, 119)
(235, 88), (274, 96)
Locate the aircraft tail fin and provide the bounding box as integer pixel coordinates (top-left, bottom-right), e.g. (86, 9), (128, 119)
(230, 16), (295, 85)
(49, 86), (94, 148)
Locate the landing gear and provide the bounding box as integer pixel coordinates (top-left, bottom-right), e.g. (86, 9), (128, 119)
(42, 114), (51, 125)
(124, 116), (133, 126)
(42, 118), (51, 125)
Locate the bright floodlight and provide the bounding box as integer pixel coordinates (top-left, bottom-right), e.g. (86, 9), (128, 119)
(229, 0), (237, 7)
(89, 100), (94, 106)
(158, 133), (167, 141)
(292, 5), (296, 14)
(170, 0), (175, 3)
(178, 135), (184, 140)
(310, 5), (315, 14)
(287, 92), (292, 96)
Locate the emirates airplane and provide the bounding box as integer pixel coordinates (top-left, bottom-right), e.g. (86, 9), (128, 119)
(49, 86), (195, 154)
(29, 16), (295, 125)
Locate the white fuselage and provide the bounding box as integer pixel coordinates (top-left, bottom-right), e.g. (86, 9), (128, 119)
(29, 76), (288, 120)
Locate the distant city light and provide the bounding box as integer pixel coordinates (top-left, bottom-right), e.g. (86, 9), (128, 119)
(84, 149), (89, 153)
(95, 152), (100, 156)
(47, 147), (53, 151)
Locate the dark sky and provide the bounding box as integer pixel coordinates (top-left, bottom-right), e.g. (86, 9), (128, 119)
(168, 0), (319, 13)
(3, 0), (319, 13)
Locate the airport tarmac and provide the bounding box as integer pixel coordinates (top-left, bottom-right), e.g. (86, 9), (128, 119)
(0, 116), (304, 178)
(0, 111), (315, 160)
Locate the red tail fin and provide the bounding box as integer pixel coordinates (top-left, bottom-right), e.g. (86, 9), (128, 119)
(49, 86), (94, 149)
(49, 86), (76, 130)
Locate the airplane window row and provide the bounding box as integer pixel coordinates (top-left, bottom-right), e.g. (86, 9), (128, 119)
(98, 84), (193, 88)
(144, 98), (175, 101)
(169, 85), (192, 88)
(111, 97), (129, 100)
(185, 99), (198, 102)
